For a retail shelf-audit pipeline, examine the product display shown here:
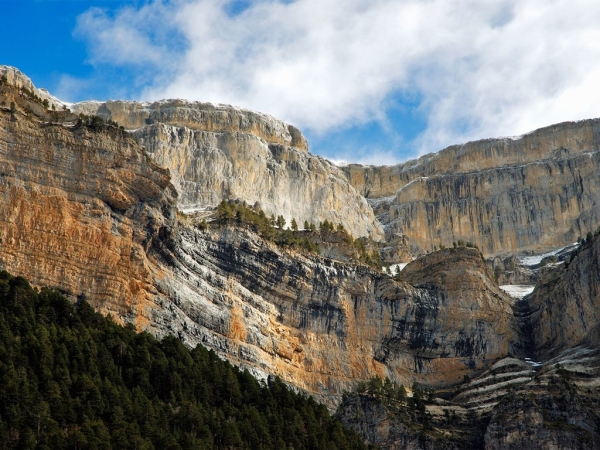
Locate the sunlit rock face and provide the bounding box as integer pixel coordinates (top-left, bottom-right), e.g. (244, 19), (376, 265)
(0, 76), (177, 329)
(73, 99), (384, 241)
(6, 66), (600, 444)
(343, 120), (600, 256)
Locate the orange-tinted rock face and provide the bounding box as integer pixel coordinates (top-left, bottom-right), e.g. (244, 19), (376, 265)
(0, 83), (176, 328)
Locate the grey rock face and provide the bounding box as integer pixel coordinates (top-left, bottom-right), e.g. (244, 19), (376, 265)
(343, 120), (600, 257)
(148, 226), (514, 407)
(514, 232), (600, 360)
(72, 99), (384, 240)
(484, 388), (600, 449)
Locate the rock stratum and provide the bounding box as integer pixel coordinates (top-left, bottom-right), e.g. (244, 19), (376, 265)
(338, 230), (600, 448)
(0, 74), (176, 329)
(0, 68), (514, 404)
(3, 65), (600, 447)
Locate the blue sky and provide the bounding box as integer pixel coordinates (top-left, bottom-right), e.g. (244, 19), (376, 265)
(3, 0), (600, 164)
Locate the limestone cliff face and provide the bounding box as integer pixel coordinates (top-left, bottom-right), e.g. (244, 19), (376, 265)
(343, 120), (600, 257)
(0, 80), (177, 328)
(74, 99), (308, 151)
(345, 120), (600, 198)
(149, 230), (515, 406)
(73, 99), (384, 240)
(338, 354), (600, 449)
(484, 389), (600, 450)
(399, 248), (514, 365)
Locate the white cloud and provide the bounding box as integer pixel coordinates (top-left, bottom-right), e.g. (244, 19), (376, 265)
(75, 0), (600, 160)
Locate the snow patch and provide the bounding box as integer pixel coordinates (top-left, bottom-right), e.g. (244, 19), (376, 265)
(518, 243), (578, 266)
(179, 206), (212, 215)
(500, 285), (535, 299)
(524, 357), (542, 368)
(326, 158), (349, 167)
(367, 194), (397, 207)
(387, 263), (409, 276)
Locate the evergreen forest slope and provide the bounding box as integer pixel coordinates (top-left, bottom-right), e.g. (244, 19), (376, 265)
(0, 270), (369, 450)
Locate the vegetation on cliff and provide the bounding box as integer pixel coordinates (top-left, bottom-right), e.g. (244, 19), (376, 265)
(202, 200), (383, 269)
(0, 270), (370, 450)
(345, 377), (448, 435)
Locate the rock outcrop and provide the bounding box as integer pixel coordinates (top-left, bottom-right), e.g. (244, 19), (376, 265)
(73, 99), (384, 241)
(338, 231), (600, 447)
(149, 228), (515, 406)
(0, 76), (177, 329)
(338, 350), (600, 449)
(343, 120), (600, 257)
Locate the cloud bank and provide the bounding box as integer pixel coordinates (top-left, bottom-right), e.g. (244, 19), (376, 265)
(75, 0), (600, 161)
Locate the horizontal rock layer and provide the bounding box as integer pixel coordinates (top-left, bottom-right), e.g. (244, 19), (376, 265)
(344, 120), (600, 198)
(73, 99), (308, 151)
(339, 350), (600, 449)
(0, 80), (176, 329)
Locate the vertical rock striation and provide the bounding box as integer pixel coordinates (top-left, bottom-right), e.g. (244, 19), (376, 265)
(516, 232), (600, 360)
(343, 120), (600, 257)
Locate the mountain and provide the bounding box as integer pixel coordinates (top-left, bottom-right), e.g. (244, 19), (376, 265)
(2, 65), (600, 447)
(71, 98), (384, 241)
(338, 229), (600, 449)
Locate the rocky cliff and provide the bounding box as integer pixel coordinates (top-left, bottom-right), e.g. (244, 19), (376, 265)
(72, 98), (384, 241)
(515, 229), (600, 360)
(338, 230), (600, 448)
(4, 65), (600, 447)
(343, 120), (600, 257)
(338, 351), (600, 449)
(0, 69), (514, 408)
(150, 225), (515, 407)
(0, 75), (177, 329)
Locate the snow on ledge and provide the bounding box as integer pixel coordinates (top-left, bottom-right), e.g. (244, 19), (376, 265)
(500, 285), (535, 299)
(518, 242), (578, 266)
